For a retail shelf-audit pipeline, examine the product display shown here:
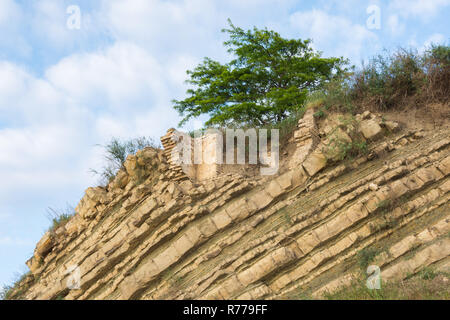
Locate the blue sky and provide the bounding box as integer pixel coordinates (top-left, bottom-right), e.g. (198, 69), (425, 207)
(0, 0), (449, 288)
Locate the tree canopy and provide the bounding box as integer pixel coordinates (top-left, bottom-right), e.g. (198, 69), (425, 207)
(173, 20), (347, 127)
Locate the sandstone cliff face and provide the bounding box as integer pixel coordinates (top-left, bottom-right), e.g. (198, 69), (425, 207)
(12, 109), (450, 300)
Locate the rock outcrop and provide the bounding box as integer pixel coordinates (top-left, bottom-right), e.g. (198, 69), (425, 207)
(12, 109), (450, 300)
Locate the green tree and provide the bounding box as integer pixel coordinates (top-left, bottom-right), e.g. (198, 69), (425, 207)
(173, 20), (347, 127)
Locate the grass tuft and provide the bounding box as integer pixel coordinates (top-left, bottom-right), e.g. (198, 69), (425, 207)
(46, 205), (75, 232)
(90, 136), (159, 186)
(357, 247), (379, 271)
(324, 270), (449, 300)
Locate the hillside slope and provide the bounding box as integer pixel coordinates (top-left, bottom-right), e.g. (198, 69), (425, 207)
(8, 107), (450, 300)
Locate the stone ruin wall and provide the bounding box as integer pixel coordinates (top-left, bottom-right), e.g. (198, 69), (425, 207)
(160, 128), (221, 182)
(160, 108), (320, 183)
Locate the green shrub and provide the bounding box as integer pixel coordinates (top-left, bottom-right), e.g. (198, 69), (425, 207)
(419, 267), (438, 280)
(357, 247), (379, 271)
(322, 78), (355, 112)
(0, 271), (31, 300)
(324, 138), (367, 162)
(313, 110), (325, 118)
(261, 108), (306, 142)
(427, 44), (450, 64)
(91, 136), (159, 185)
(0, 285), (12, 300)
(422, 44), (450, 100)
(46, 205), (75, 232)
(353, 49), (422, 109)
(377, 199), (391, 210)
(306, 75), (355, 114)
(304, 44), (449, 115)
(322, 115), (367, 161)
(351, 45), (449, 110)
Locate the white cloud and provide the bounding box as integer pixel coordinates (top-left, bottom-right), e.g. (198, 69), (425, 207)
(0, 61), (28, 107)
(289, 9), (379, 63)
(29, 0), (102, 49)
(0, 0), (21, 25)
(0, 124), (81, 168)
(0, 61), (86, 127)
(99, 0), (297, 63)
(102, 0), (220, 53)
(389, 0), (450, 20)
(0, 212), (11, 220)
(423, 33), (446, 50)
(0, 39), (189, 209)
(0, 124), (96, 207)
(45, 41), (168, 110)
(166, 54), (199, 87)
(31, 0), (69, 45)
(386, 0), (449, 41)
(387, 14), (406, 36)
(408, 33), (447, 54)
(0, 0), (31, 58)
(0, 237), (33, 247)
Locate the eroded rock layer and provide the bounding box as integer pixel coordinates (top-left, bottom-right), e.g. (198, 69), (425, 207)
(14, 110), (450, 300)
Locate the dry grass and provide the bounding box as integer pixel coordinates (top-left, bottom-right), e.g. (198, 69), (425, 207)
(306, 44), (449, 118)
(323, 272), (450, 300)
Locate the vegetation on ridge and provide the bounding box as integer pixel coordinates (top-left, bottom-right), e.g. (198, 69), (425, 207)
(4, 21), (449, 301)
(309, 44), (450, 115)
(174, 22), (448, 128)
(1, 271), (32, 300)
(323, 270), (450, 300)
